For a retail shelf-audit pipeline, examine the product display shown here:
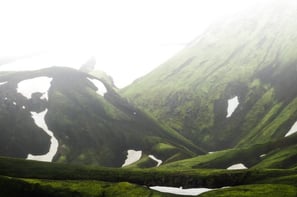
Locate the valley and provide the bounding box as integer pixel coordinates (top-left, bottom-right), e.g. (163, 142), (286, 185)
(1, 0), (297, 196)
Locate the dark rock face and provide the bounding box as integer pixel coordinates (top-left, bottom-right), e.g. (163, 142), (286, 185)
(0, 82), (51, 158)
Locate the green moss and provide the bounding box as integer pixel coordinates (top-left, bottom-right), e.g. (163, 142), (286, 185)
(122, 3), (297, 151)
(200, 184), (297, 197)
(253, 144), (297, 169)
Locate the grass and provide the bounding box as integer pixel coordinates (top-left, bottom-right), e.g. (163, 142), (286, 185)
(0, 176), (179, 197)
(121, 1), (297, 152)
(200, 184), (297, 197)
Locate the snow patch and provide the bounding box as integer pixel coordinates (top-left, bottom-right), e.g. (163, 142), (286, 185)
(17, 77), (52, 100)
(27, 109), (59, 162)
(260, 154), (266, 158)
(150, 186), (214, 196)
(122, 150), (142, 167)
(285, 121), (297, 137)
(13, 101), (16, 105)
(87, 77), (107, 96)
(226, 96), (239, 118)
(0, 81), (7, 86)
(227, 163), (247, 170)
(148, 155), (163, 167)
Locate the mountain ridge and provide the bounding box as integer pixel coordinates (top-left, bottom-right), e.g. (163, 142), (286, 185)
(122, 1), (297, 151)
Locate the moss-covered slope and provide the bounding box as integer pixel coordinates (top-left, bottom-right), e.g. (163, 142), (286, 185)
(122, 1), (297, 151)
(160, 132), (297, 170)
(0, 156), (297, 196)
(0, 67), (202, 167)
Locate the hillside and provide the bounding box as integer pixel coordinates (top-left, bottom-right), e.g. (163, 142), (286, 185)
(0, 156), (297, 196)
(122, 1), (297, 151)
(0, 67), (202, 167)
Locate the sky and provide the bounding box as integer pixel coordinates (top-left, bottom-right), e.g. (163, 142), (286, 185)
(0, 0), (263, 88)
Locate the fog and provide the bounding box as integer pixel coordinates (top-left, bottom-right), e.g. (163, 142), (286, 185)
(0, 0), (266, 87)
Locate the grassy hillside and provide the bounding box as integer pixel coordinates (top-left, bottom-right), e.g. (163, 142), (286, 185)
(122, 1), (297, 151)
(0, 157), (297, 196)
(0, 67), (203, 167)
(160, 133), (297, 170)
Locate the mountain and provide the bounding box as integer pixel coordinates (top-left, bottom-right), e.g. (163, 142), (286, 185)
(122, 1), (297, 151)
(1, 1), (297, 196)
(0, 67), (202, 167)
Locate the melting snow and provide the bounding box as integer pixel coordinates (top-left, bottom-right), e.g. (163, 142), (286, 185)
(17, 77), (52, 100)
(0, 81), (7, 86)
(227, 163), (247, 170)
(87, 77), (107, 96)
(285, 121), (297, 137)
(226, 96), (239, 118)
(148, 155), (163, 167)
(122, 150), (142, 167)
(150, 186), (214, 196)
(27, 109), (59, 162)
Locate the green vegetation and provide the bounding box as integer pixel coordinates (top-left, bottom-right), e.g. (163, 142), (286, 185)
(0, 157), (297, 196)
(200, 184), (297, 197)
(2, 1), (297, 196)
(0, 176), (178, 197)
(161, 134), (297, 170)
(122, 1), (297, 151)
(0, 67), (202, 167)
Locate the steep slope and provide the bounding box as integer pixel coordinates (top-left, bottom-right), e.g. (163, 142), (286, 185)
(160, 132), (297, 170)
(0, 67), (202, 167)
(122, 1), (297, 151)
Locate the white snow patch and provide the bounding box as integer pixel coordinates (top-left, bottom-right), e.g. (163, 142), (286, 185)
(13, 101), (16, 105)
(87, 77), (107, 96)
(260, 154), (266, 158)
(150, 186), (214, 196)
(122, 150), (142, 167)
(226, 96), (239, 118)
(4, 97), (8, 100)
(27, 109), (59, 162)
(285, 121), (297, 137)
(17, 77), (52, 100)
(22, 106), (26, 109)
(227, 163), (248, 170)
(0, 81), (7, 86)
(148, 155), (163, 167)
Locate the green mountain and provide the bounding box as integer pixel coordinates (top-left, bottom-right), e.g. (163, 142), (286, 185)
(122, 1), (297, 151)
(0, 67), (202, 167)
(1, 1), (297, 196)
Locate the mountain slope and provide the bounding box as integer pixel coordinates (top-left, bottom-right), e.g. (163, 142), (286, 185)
(0, 67), (203, 167)
(0, 156), (297, 196)
(122, 1), (297, 151)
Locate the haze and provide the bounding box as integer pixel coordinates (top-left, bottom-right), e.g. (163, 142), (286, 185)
(0, 0), (265, 88)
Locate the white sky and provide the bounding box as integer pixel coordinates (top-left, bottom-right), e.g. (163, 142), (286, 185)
(0, 0), (262, 88)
